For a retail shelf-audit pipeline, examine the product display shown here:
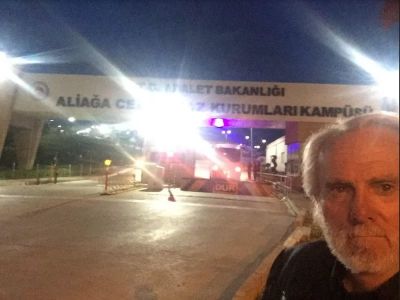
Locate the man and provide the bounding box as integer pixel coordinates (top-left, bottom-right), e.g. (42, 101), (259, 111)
(262, 112), (399, 299)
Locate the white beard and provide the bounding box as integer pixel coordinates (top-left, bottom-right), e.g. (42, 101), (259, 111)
(314, 204), (397, 274)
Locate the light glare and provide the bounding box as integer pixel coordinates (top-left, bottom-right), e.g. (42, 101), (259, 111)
(135, 92), (204, 152)
(0, 52), (15, 82)
(375, 70), (399, 101)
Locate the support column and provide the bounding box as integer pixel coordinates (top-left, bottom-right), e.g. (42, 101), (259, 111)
(285, 121), (327, 145)
(0, 81), (17, 160)
(12, 116), (44, 170)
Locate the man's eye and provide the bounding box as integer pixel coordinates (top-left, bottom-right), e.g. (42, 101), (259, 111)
(327, 184), (352, 194)
(372, 182), (395, 195)
(324, 184), (354, 200)
(334, 186), (346, 192)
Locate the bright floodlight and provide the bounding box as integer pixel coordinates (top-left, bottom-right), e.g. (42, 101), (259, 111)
(68, 116), (76, 122)
(135, 92), (204, 152)
(0, 52), (15, 82)
(302, 12), (399, 103)
(135, 159), (145, 168)
(375, 70), (399, 101)
(350, 50), (399, 100)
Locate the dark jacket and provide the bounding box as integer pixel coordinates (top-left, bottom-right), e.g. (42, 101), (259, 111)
(261, 240), (399, 300)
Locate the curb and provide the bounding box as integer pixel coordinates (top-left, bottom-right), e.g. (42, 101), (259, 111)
(233, 196), (311, 300)
(281, 196), (299, 216)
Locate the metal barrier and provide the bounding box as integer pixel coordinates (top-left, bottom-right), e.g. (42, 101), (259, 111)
(99, 165), (136, 194)
(259, 172), (293, 199)
(181, 178), (274, 196)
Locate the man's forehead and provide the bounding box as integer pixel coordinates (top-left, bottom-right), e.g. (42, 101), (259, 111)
(317, 128), (398, 180)
(321, 127), (398, 157)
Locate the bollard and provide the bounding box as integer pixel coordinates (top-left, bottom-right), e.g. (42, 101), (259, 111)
(54, 166), (58, 184)
(12, 162), (16, 178)
(104, 167), (109, 193)
(102, 159), (112, 194)
(36, 163), (40, 185)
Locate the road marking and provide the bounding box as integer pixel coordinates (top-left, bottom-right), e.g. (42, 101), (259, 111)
(17, 199), (82, 219)
(91, 198), (290, 215)
(0, 194), (290, 216)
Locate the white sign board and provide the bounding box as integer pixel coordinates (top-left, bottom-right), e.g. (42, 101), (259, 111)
(13, 72), (391, 123)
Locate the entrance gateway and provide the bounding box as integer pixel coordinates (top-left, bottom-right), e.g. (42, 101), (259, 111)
(0, 72), (387, 171)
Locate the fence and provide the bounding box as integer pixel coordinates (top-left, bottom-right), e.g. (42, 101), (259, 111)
(0, 163), (104, 181)
(99, 165), (138, 194)
(259, 172), (294, 199)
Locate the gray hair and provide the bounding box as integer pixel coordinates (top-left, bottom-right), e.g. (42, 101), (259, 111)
(302, 112), (399, 201)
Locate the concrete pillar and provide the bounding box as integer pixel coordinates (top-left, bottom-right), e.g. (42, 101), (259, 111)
(285, 121), (327, 145)
(0, 81), (17, 160)
(12, 117), (44, 170)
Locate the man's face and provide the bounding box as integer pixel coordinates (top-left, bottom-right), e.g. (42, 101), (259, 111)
(316, 126), (399, 275)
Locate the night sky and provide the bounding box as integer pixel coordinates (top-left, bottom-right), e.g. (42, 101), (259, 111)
(0, 0), (398, 145)
(1, 0), (398, 84)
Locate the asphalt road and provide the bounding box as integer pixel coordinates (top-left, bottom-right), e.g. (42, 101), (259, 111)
(0, 180), (294, 300)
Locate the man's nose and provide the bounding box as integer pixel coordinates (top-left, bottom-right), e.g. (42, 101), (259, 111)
(349, 186), (374, 224)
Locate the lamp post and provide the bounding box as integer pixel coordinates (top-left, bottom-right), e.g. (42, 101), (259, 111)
(221, 129), (231, 142)
(250, 128), (253, 163)
(53, 153), (58, 184)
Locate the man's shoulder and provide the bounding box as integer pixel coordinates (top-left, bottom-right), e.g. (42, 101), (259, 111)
(285, 239), (333, 261)
(261, 240), (337, 299)
(273, 240), (335, 275)
(287, 239), (330, 254)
